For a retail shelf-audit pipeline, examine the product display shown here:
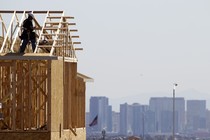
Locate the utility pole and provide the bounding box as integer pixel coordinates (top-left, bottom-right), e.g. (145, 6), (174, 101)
(173, 83), (178, 140)
(142, 112), (145, 140)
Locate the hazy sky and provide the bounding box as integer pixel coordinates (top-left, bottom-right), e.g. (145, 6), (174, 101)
(2, 0), (210, 111)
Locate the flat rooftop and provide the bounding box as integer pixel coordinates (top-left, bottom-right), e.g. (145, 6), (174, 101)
(0, 53), (58, 60)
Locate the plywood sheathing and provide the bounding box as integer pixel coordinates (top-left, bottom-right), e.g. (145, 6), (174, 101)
(69, 63), (77, 128)
(63, 62), (72, 129)
(63, 62), (77, 129)
(63, 62), (87, 129)
(50, 60), (63, 133)
(76, 76), (86, 128)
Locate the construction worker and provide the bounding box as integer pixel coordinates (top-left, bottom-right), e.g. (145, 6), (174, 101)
(19, 13), (36, 53)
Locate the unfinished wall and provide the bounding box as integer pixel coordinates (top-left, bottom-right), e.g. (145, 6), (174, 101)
(63, 62), (74, 129)
(63, 62), (86, 129)
(0, 57), (87, 140)
(0, 60), (50, 130)
(0, 10), (87, 139)
(51, 61), (86, 140)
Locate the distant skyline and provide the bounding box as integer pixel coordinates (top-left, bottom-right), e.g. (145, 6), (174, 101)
(89, 94), (208, 112)
(2, 0), (210, 111)
(87, 96), (207, 136)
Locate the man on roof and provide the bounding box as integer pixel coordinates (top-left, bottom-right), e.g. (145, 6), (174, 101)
(19, 13), (36, 53)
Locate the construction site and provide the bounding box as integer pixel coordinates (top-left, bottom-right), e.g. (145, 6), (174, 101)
(0, 10), (93, 140)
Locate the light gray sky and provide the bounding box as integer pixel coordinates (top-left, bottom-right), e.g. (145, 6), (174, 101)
(2, 0), (210, 111)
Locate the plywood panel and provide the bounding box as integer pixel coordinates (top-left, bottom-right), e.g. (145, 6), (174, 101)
(63, 62), (71, 129)
(63, 62), (86, 129)
(76, 77), (86, 127)
(63, 62), (77, 129)
(69, 63), (77, 128)
(50, 60), (63, 132)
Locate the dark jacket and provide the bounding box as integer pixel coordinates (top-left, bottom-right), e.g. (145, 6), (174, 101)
(20, 18), (35, 40)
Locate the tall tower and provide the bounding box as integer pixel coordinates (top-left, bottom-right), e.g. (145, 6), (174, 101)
(119, 103), (133, 135)
(149, 97), (185, 133)
(89, 96), (112, 132)
(186, 100), (206, 131)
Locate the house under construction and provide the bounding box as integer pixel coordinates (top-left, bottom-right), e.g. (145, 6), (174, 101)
(0, 10), (93, 140)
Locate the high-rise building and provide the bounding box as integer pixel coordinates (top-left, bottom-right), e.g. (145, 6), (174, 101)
(112, 111), (120, 133)
(107, 105), (113, 132)
(119, 103), (154, 136)
(149, 97), (185, 133)
(160, 110), (178, 133)
(132, 103), (142, 136)
(206, 109), (210, 131)
(186, 100), (206, 131)
(132, 103), (149, 136)
(89, 96), (112, 132)
(144, 110), (156, 134)
(119, 103), (133, 135)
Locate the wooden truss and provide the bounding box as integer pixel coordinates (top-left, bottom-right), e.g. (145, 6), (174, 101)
(0, 10), (82, 58)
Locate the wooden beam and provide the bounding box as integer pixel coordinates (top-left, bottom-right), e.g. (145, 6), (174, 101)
(71, 36), (79, 38)
(11, 60), (16, 130)
(73, 42), (81, 45)
(43, 27), (68, 30)
(47, 16), (74, 19)
(70, 29), (78, 32)
(47, 60), (51, 131)
(28, 61), (32, 130)
(69, 126), (77, 136)
(0, 10), (63, 14)
(42, 33), (66, 36)
(68, 23), (76, 25)
(74, 48), (83, 51)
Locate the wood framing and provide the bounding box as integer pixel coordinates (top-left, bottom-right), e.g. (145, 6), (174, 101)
(0, 10), (82, 57)
(0, 59), (50, 131)
(0, 10), (93, 140)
